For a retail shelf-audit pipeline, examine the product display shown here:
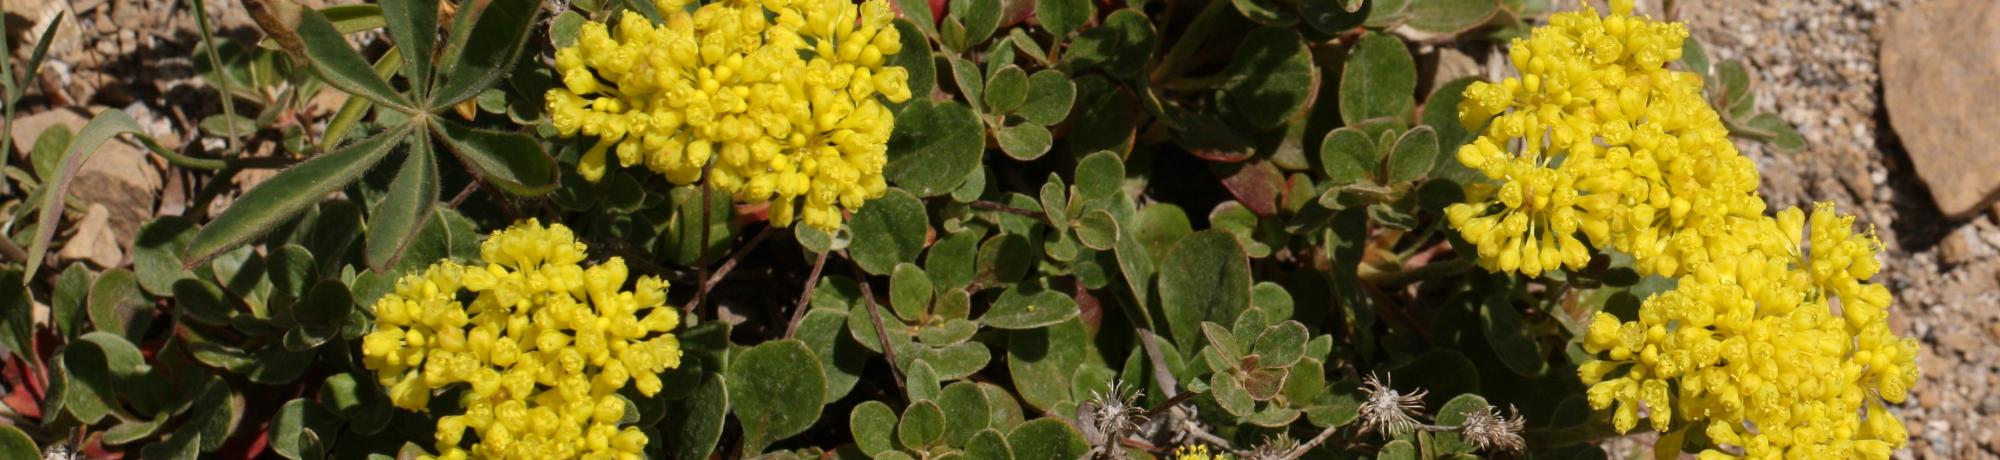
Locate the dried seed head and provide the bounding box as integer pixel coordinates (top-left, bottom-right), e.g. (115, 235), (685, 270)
(1079, 379), (1147, 458)
(1243, 435), (1298, 460)
(1358, 373), (1428, 436)
(1458, 404), (1527, 453)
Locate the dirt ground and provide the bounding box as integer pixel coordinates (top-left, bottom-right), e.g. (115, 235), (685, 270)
(1, 0), (1992, 458)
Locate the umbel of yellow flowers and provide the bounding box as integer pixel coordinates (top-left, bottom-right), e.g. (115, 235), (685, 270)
(547, 0), (914, 231)
(1448, 1), (1918, 458)
(361, 220), (683, 459)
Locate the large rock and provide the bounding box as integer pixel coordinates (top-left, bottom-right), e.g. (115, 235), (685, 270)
(7, 107), (163, 250)
(1882, 0), (2000, 220)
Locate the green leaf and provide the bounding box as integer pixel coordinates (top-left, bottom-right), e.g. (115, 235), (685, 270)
(172, 278), (236, 326)
(104, 412), (170, 445)
(295, 7), (408, 109)
(272, 398), (340, 460)
(365, 136), (440, 272)
(1074, 210), (1119, 251)
(1066, 10), (1156, 79)
(1234, 0), (1300, 26)
(939, 382), (993, 447)
(1067, 76), (1137, 157)
(1201, 322), (1243, 364)
(1406, 0), (1501, 34)
(185, 128), (407, 267)
(1378, 439), (1417, 460)
(980, 283), (1080, 329)
(985, 65), (1029, 114)
(53, 264), (90, 339)
(953, 0), (1003, 48)
(1301, 0), (1370, 34)
(26, 110), (170, 280)
(88, 269), (150, 341)
(976, 234), (1034, 287)
(727, 340), (828, 454)
(851, 401), (899, 456)
(28, 124), (72, 181)
(267, 244), (317, 299)
(925, 231), (981, 291)
(1017, 71), (1076, 126)
(431, 0), (539, 108)
(1745, 113), (1805, 153)
(950, 57), (985, 113)
(891, 263), (935, 322)
(1681, 38), (1710, 75)
(1036, 0), (1093, 37)
(847, 188), (929, 275)
(379, 0), (437, 94)
(1307, 380), (1365, 428)
(1006, 319), (1090, 413)
(1132, 203), (1192, 265)
(1388, 125), (1439, 181)
(1340, 32), (1417, 125)
(798, 309), (869, 401)
(1320, 127), (1376, 185)
(433, 120), (559, 195)
(1073, 151), (1125, 203)
(1253, 321), (1309, 368)
(1219, 28), (1315, 130)
(916, 342), (992, 382)
(1481, 295), (1548, 376)
(1113, 226), (1154, 308)
(885, 100), (985, 196)
(0, 425), (37, 460)
(1160, 231), (1253, 356)
(965, 429), (1013, 460)
(1282, 357), (1328, 404)
(1715, 60), (1752, 116)
(896, 0), (939, 38)
(899, 400), (948, 450)
(665, 374), (729, 460)
(906, 358), (944, 403)
(1005, 419), (1089, 460)
(997, 123), (1054, 161)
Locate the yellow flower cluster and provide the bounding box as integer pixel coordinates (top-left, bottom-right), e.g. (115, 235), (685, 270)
(546, 0), (914, 230)
(1445, 0), (1762, 278)
(361, 220), (684, 460)
(1579, 203), (1916, 458)
(1174, 445), (1232, 460)
(1445, 1), (1920, 458)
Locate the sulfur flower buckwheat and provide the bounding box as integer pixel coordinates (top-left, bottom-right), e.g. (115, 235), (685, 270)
(1173, 444), (1232, 460)
(361, 220), (684, 460)
(546, 0), (913, 231)
(1445, 0), (1763, 279)
(1448, 1), (1921, 458)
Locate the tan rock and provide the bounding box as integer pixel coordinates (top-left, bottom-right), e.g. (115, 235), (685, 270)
(57, 203), (122, 267)
(1882, 0), (2000, 219)
(7, 107), (163, 245)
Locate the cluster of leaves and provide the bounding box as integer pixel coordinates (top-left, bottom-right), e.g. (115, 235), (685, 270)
(0, 0), (1807, 459)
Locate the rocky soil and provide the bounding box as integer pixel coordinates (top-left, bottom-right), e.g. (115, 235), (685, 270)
(1685, 0), (2000, 458)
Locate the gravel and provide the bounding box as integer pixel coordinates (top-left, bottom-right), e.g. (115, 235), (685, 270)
(1681, 0), (2000, 458)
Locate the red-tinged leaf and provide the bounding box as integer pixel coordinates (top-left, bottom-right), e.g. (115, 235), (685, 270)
(1214, 159), (1285, 216)
(1074, 278), (1102, 331)
(2, 358), (40, 419)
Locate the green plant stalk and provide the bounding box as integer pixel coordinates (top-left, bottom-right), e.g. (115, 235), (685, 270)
(190, 0), (245, 151)
(1149, 0), (1232, 84)
(322, 47), (405, 149)
(1357, 256), (1475, 287)
(1, 13), (66, 175)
